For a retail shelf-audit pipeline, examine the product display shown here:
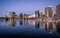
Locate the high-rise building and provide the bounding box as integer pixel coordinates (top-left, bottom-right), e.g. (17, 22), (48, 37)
(9, 11), (16, 27)
(19, 13), (23, 18)
(40, 10), (43, 17)
(23, 14), (28, 19)
(9, 11), (16, 18)
(40, 10), (45, 18)
(35, 11), (40, 18)
(45, 6), (53, 18)
(56, 4), (60, 17)
(52, 10), (56, 18)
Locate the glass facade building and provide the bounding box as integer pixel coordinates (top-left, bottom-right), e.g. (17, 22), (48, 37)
(35, 11), (40, 18)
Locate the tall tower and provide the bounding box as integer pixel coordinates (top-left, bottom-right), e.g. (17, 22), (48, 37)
(45, 6), (53, 18)
(35, 11), (40, 18)
(56, 4), (60, 17)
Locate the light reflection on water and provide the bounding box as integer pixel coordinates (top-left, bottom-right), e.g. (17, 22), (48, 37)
(0, 19), (60, 37)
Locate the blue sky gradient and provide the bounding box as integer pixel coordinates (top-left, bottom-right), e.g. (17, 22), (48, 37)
(0, 0), (60, 17)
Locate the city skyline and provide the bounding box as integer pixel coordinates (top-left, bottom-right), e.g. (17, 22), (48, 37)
(0, 0), (60, 17)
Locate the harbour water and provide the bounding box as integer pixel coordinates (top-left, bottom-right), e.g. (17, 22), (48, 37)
(0, 19), (60, 38)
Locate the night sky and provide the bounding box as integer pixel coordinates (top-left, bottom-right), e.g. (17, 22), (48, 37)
(0, 0), (60, 17)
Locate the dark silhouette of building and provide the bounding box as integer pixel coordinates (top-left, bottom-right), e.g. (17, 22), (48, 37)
(35, 11), (40, 18)
(19, 13), (23, 19)
(23, 14), (28, 20)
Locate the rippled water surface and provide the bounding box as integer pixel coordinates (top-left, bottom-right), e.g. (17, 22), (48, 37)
(0, 19), (60, 38)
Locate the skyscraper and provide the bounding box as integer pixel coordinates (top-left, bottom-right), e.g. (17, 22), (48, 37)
(19, 13), (23, 19)
(9, 11), (16, 18)
(40, 10), (43, 17)
(56, 4), (60, 17)
(35, 11), (40, 18)
(52, 10), (56, 18)
(40, 10), (45, 18)
(45, 6), (53, 18)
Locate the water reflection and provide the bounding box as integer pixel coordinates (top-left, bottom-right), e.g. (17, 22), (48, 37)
(45, 22), (53, 33)
(0, 19), (60, 37)
(56, 21), (60, 35)
(35, 20), (40, 29)
(0, 19), (58, 30)
(39, 21), (46, 29)
(19, 19), (23, 26)
(28, 20), (58, 33)
(28, 20), (35, 25)
(9, 19), (16, 27)
(0, 19), (4, 22)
